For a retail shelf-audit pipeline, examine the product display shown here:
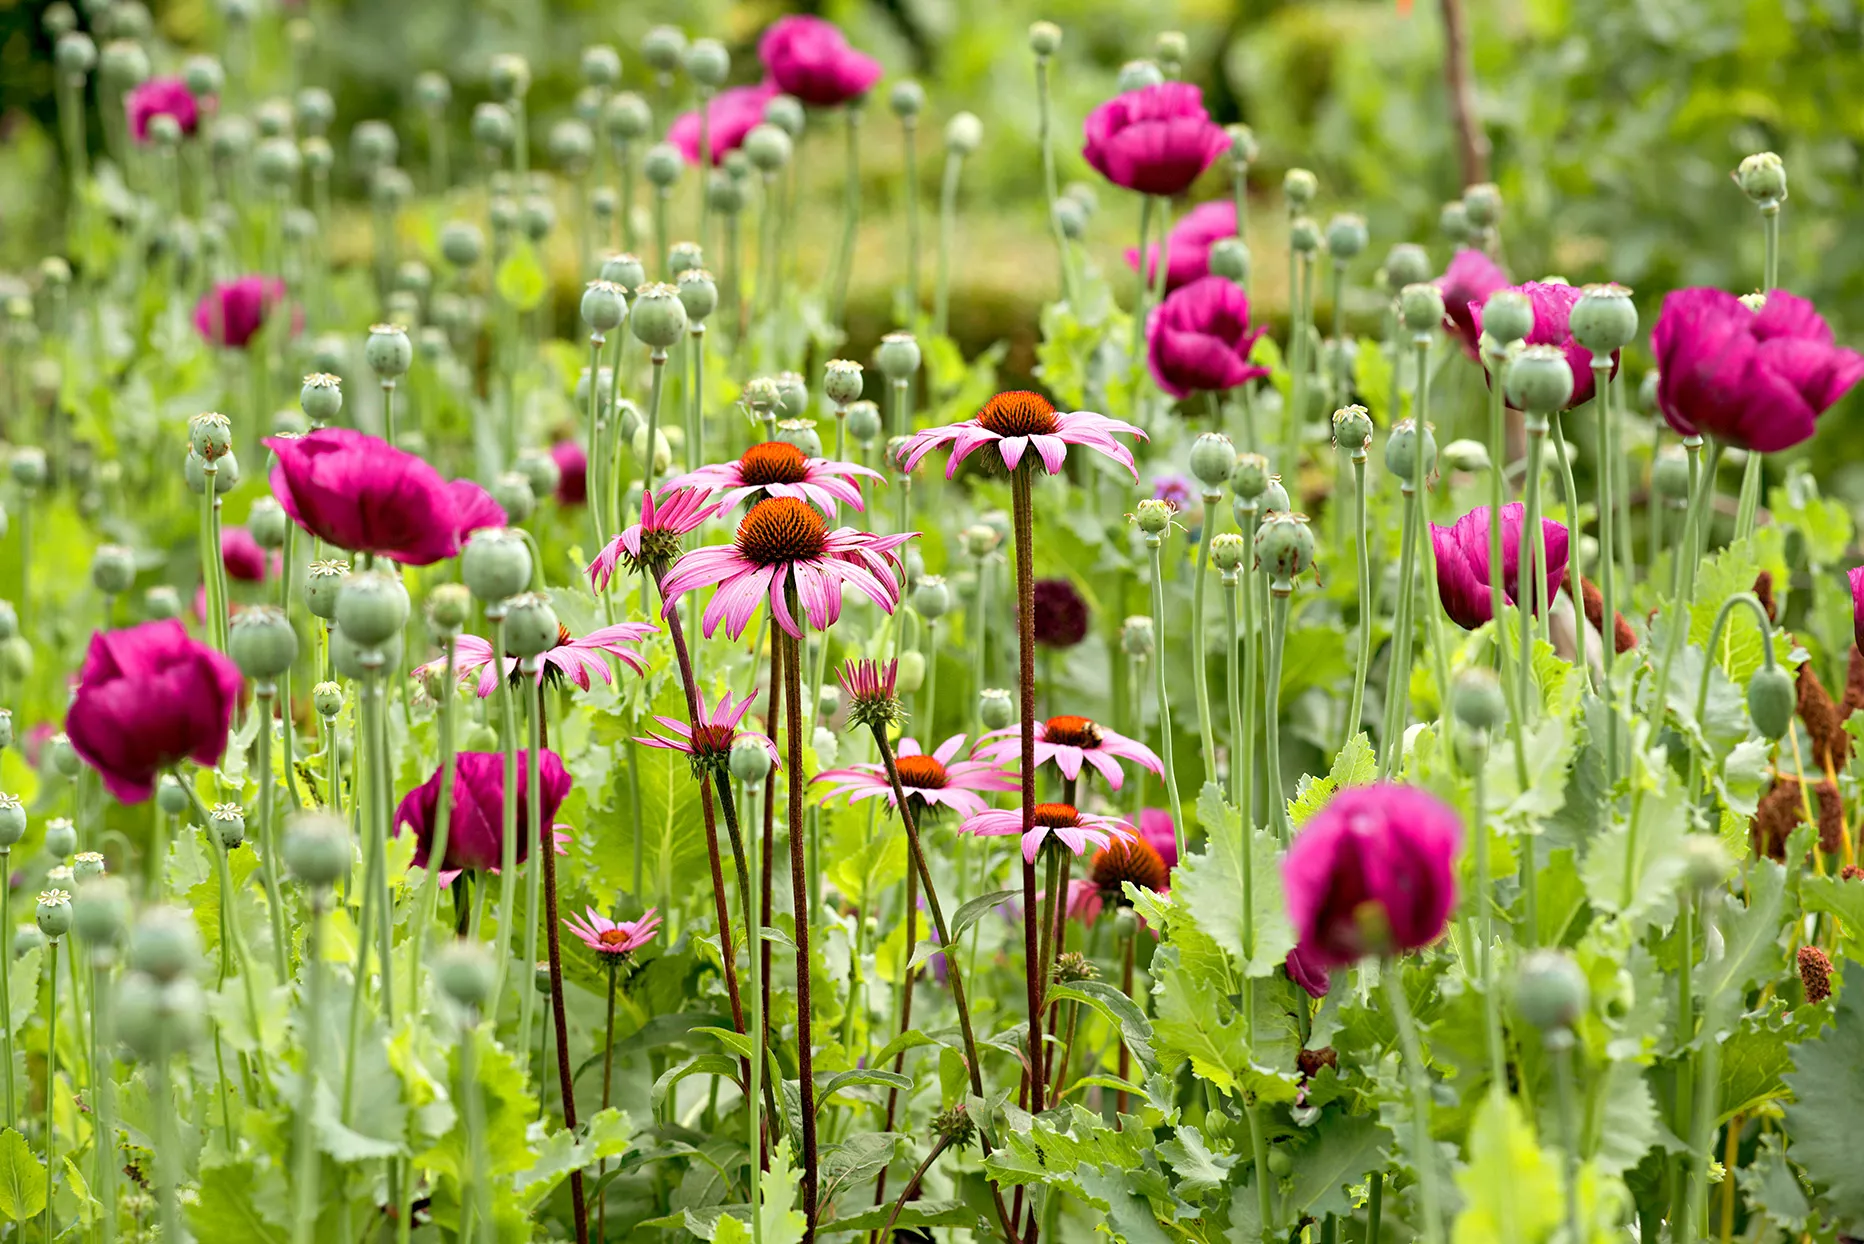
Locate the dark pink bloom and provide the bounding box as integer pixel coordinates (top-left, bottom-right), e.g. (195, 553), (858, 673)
(265, 428), (506, 565)
(419, 622), (656, 699)
(757, 16), (881, 107)
(1082, 83), (1228, 197)
(193, 276), (290, 349)
(588, 486), (725, 591)
(1471, 281), (1619, 408)
(976, 714), (1160, 791)
(126, 77), (202, 143)
(220, 526), (269, 583)
(565, 907), (661, 958)
(1146, 275), (1271, 400)
(1283, 783), (1461, 968)
(1652, 288), (1864, 453)
(1152, 474), (1196, 512)
(962, 801), (1134, 865)
(1430, 503), (1568, 630)
(636, 688), (780, 774)
(1850, 567), (1864, 653)
(814, 734), (1017, 820)
(395, 749), (571, 883)
(64, 621), (243, 803)
(1126, 200), (1237, 291)
(1284, 944), (1331, 998)
(551, 440), (587, 506)
(663, 440), (881, 513)
(1138, 807), (1177, 874)
(898, 390), (1145, 482)
(668, 81), (782, 166)
(1435, 248), (1508, 359)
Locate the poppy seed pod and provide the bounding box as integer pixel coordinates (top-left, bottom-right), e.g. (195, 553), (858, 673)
(1288, 216), (1321, 255)
(0, 709), (10, 750)
(889, 80), (925, 120)
(846, 400), (883, 444)
(1210, 531), (1248, 572)
(823, 359), (864, 406)
(91, 544), (136, 595)
(365, 324), (412, 379)
(1255, 512), (1315, 583)
(489, 53), (531, 101)
(706, 170), (744, 214)
(427, 583), (471, 635)
(1325, 213), (1368, 261)
(744, 123), (792, 173)
(1734, 151), (1787, 205)
(413, 71), (450, 112)
(1383, 243), (1432, 293)
(684, 38), (729, 88)
(911, 575), (951, 620)
(330, 626), (401, 680)
(763, 94), (805, 139)
(1505, 345), (1576, 416)
(436, 941), (496, 1012)
(668, 241), (704, 275)
(349, 119), (398, 170)
(1439, 200), (1471, 242)
(312, 682), (343, 718)
(1481, 289), (1534, 349)
(1383, 418), (1437, 484)
(184, 450), (240, 495)
(229, 605), (300, 681)
(335, 571), (410, 649)
(642, 25), (687, 73)
(729, 735), (773, 784)
(1283, 168), (1318, 210)
(1208, 237), (1249, 285)
(1462, 182), (1502, 229)
(303, 560), (348, 620)
(1443, 438), (1491, 473)
(49, 737), (82, 779)
(677, 269), (718, 322)
(462, 529), (533, 603)
(876, 332), (921, 380)
(580, 280), (627, 334)
(1116, 60), (1164, 92)
(1054, 197), (1088, 241)
(643, 142), (684, 188)
(946, 112), (983, 156)
(283, 811), (349, 888)
(606, 92), (651, 143)
(1569, 283), (1638, 355)
(143, 586), (180, 621)
(1681, 836), (1733, 892)
(1028, 21), (1062, 56)
(502, 592), (560, 658)
(0, 795), (24, 848)
(190, 412), (233, 461)
(600, 252), (646, 292)
(1451, 666), (1506, 732)
(1514, 949), (1587, 1032)
(1230, 452), (1271, 502)
(1398, 283), (1445, 334)
(1189, 433), (1236, 490)
(246, 496), (288, 551)
(977, 687), (1015, 731)
(549, 120), (595, 174)
(208, 803), (246, 850)
(629, 283), (688, 348)
(74, 876), (129, 946)
(776, 420), (822, 458)
(55, 32), (96, 76)
(1225, 124), (1258, 168)
(36, 891), (73, 940)
(471, 101), (515, 151)
(1331, 405), (1374, 457)
(45, 816), (78, 859)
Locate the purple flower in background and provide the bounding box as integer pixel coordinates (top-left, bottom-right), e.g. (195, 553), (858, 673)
(194, 276), (291, 349)
(758, 16), (881, 107)
(126, 77), (203, 143)
(1472, 281), (1619, 409)
(1435, 248), (1508, 359)
(551, 440), (587, 506)
(395, 749), (572, 883)
(668, 81), (782, 165)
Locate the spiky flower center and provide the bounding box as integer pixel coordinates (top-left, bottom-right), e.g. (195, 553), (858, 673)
(1032, 802), (1081, 829)
(738, 441), (810, 487)
(735, 496), (828, 565)
(597, 928), (631, 947)
(977, 391), (1059, 438)
(1043, 714), (1104, 749)
(1091, 837), (1168, 895)
(895, 754), (950, 790)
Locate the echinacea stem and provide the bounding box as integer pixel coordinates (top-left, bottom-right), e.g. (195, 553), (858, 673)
(1010, 464), (1046, 1126)
(778, 610), (820, 1238)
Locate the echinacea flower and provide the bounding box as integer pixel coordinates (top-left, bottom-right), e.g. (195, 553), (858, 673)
(565, 907), (662, 959)
(757, 15), (882, 107)
(395, 749), (571, 883)
(551, 440), (587, 506)
(418, 620), (657, 698)
(1126, 199), (1237, 291)
(1652, 287), (1864, 453)
(1066, 833), (1170, 926)
(976, 714), (1162, 790)
(661, 440), (881, 513)
(1082, 82), (1229, 197)
(1430, 503), (1569, 630)
(897, 390), (1145, 481)
(1471, 281), (1618, 409)
(657, 496), (911, 640)
(635, 688), (780, 777)
(838, 658), (904, 730)
(1146, 275), (1272, 400)
(126, 77), (203, 143)
(195, 276), (292, 349)
(1435, 248), (1509, 359)
(961, 801), (1134, 864)
(1282, 783), (1461, 968)
(63, 620), (244, 803)
(266, 428), (507, 565)
(814, 735), (1017, 819)
(588, 486), (725, 589)
(668, 81), (782, 166)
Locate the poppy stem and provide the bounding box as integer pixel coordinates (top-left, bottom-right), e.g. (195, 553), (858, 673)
(43, 936), (59, 1244)
(934, 144), (963, 339)
(255, 683), (289, 980)
(458, 1008), (493, 1244)
(900, 109), (920, 321)
(1033, 50), (1075, 309)
(1223, 568), (1248, 825)
(1383, 964), (1444, 1244)
(586, 333), (608, 545)
(1236, 504), (1259, 825)
(1345, 452), (1372, 749)
(829, 102), (863, 329)
(408, 634), (459, 1017)
(489, 609), (521, 1015)
(643, 345), (669, 502)
(292, 891), (327, 1244)
(0, 848), (12, 1130)
(518, 659), (545, 1086)
(1143, 534), (1187, 859)
(1192, 482), (1220, 772)
(1467, 733), (1506, 1093)
(1593, 359), (1621, 786)
(1263, 587), (1292, 843)
(1482, 348), (1530, 789)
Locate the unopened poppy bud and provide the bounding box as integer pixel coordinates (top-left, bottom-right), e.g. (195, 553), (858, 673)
(876, 331), (921, 380)
(1734, 152), (1786, 206)
(763, 94), (805, 138)
(1054, 197), (1088, 241)
(824, 359), (865, 407)
(49, 736), (82, 780)
(1442, 438), (1491, 474)
(1481, 290), (1534, 349)
(1283, 168), (1318, 210)
(1681, 836), (1732, 892)
(284, 812), (349, 888)
(462, 530), (532, 604)
(912, 576), (952, 620)
(1570, 283), (1637, 355)
(846, 400), (883, 444)
(155, 776), (189, 817)
(642, 24), (686, 73)
(1383, 243), (1432, 292)
(1029, 21), (1062, 56)
(946, 112), (983, 156)
(1451, 667), (1506, 732)
(1288, 216), (1321, 255)
(643, 142), (684, 188)
(1254, 512), (1315, 583)
(312, 682), (343, 718)
(1514, 949), (1587, 1032)
(818, 685), (842, 720)
(303, 560), (348, 621)
(1398, 283), (1445, 334)
(208, 803), (245, 850)
(436, 941), (496, 1013)
(1746, 665), (1795, 741)
(1331, 406), (1373, 457)
(889, 81), (925, 121)
(471, 102), (515, 151)
(91, 544), (135, 596)
(677, 270), (718, 323)
(230, 606), (300, 681)
(1325, 214), (1367, 261)
(1439, 200), (1470, 242)
(1116, 60), (1164, 92)
(1462, 182), (1502, 229)
(36, 891), (73, 939)
(1208, 238), (1249, 285)
(630, 283), (687, 348)
(1506, 345), (1575, 415)
(1383, 419), (1437, 484)
(1211, 532), (1248, 573)
(503, 593), (560, 659)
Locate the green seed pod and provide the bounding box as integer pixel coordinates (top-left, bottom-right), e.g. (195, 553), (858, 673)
(1225, 124), (1258, 167)
(1283, 168), (1318, 210)
(312, 682), (343, 718)
(471, 101), (515, 151)
(91, 544), (136, 596)
(1230, 453), (1271, 503)
(1054, 197), (1088, 242)
(189, 412), (233, 462)
(629, 283), (688, 349)
(0, 709), (11, 750)
(303, 560), (348, 621)
(1331, 405), (1374, 457)
(1443, 438), (1492, 474)
(773, 372), (810, 420)
(1254, 512), (1316, 583)
(605, 92), (652, 143)
(581, 44), (621, 89)
(742, 123), (792, 175)
(889, 80), (925, 120)
(503, 593), (560, 659)
(349, 119), (398, 170)
(1028, 20), (1062, 56)
(1505, 345), (1575, 415)
(681, 36), (729, 88)
(12, 926), (41, 958)
(1746, 665), (1795, 741)
(677, 269), (719, 323)
(131, 906), (201, 983)
(1462, 182), (1502, 229)
(1439, 200), (1470, 243)
(71, 851), (104, 882)
(1734, 152), (1786, 206)
(580, 279), (628, 334)
(1325, 213), (1368, 261)
(729, 736), (773, 785)
(911, 576), (952, 620)
(846, 401), (883, 445)
(1155, 30), (1189, 68)
(335, 571), (410, 649)
(1210, 532), (1247, 573)
(978, 688), (1016, 730)
(209, 803), (245, 850)
(49, 736), (82, 780)
(439, 221), (484, 270)
(0, 795), (24, 848)
(876, 332), (921, 381)
(427, 583), (471, 636)
(299, 372), (342, 424)
(461, 529), (533, 604)
(1383, 419), (1437, 484)
(55, 31), (96, 77)
(1681, 835), (1733, 892)
(643, 142), (684, 188)
(1383, 243), (1432, 292)
(1398, 282), (1445, 334)
(642, 24), (686, 73)
(1514, 949), (1588, 1032)
(489, 473), (536, 524)
(36, 890), (73, 939)
(0, 602), (10, 641)
(1481, 290), (1534, 349)
(514, 449), (561, 502)
(945, 112), (983, 157)
(548, 119), (595, 173)
(489, 52), (531, 101)
(365, 323), (412, 380)
(1208, 237), (1249, 285)
(74, 875), (129, 947)
(283, 811), (350, 888)
(823, 359), (864, 407)
(1189, 433), (1236, 490)
(435, 940), (496, 1012)
(894, 651), (926, 695)
(229, 605), (300, 681)
(776, 420), (822, 458)
(1288, 215), (1321, 256)
(1569, 283), (1638, 355)
(1133, 499), (1174, 535)
(413, 71), (450, 112)
(1258, 475), (1291, 514)
(143, 587), (180, 623)
(330, 627), (402, 681)
(1116, 60), (1164, 92)
(1451, 667), (1506, 733)
(962, 525), (1000, 559)
(155, 776), (189, 817)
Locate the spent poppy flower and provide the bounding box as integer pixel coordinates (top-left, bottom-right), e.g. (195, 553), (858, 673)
(126, 77), (203, 143)
(662, 440), (881, 513)
(1082, 82), (1229, 197)
(1282, 782), (1461, 968)
(551, 440), (587, 506)
(420, 621), (656, 699)
(395, 749), (571, 882)
(757, 15), (882, 107)
(962, 801), (1134, 864)
(898, 390), (1145, 482)
(63, 621), (243, 803)
(588, 486), (725, 589)
(1146, 275), (1272, 400)
(1126, 199), (1237, 292)
(668, 81), (782, 166)
(814, 734), (1017, 820)
(194, 276), (291, 349)
(1430, 503), (1569, 630)
(265, 428), (507, 565)
(1652, 288), (1864, 453)
(635, 687), (780, 776)
(657, 496), (911, 640)
(565, 907), (662, 959)
(1471, 281), (1618, 409)
(1435, 248), (1509, 359)
(976, 713), (1161, 790)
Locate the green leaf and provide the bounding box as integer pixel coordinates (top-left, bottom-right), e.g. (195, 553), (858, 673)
(867, 1030), (939, 1071)
(1070, 1163), (1175, 1244)
(652, 1055), (740, 1110)
(904, 939), (943, 974)
(1150, 949), (1247, 1094)
(1581, 778), (1687, 926)
(7, 948), (40, 1038)
(715, 1139), (807, 1244)
(1694, 857), (1786, 1007)
(817, 1199), (980, 1233)
(818, 1132), (901, 1208)
(1802, 875), (1864, 938)
(1176, 782), (1294, 977)
(1738, 1132), (1811, 1233)
(1286, 1112), (1392, 1220)
(1783, 966), (1864, 1233)
(1048, 981), (1158, 1074)
(949, 889), (1018, 942)
(1767, 479), (1853, 568)
(1592, 1062), (1660, 1177)
(1451, 1089), (1562, 1244)
(823, 801), (906, 911)
(1157, 1123), (1235, 1199)
(189, 1160), (286, 1243)
(0, 1128), (44, 1222)
(815, 1069), (911, 1115)
(1718, 999), (1800, 1123)
(494, 242), (548, 311)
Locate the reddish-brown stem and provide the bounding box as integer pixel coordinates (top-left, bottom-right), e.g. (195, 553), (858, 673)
(1117, 926), (1135, 1116)
(872, 855), (918, 1225)
(1440, 0), (1489, 188)
(1012, 466), (1044, 1133)
(539, 682), (589, 1243)
(781, 618), (819, 1239)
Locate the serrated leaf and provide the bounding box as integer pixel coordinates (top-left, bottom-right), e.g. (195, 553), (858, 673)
(816, 1199), (979, 1233)
(1783, 968), (1864, 1233)
(1767, 481), (1851, 568)
(1802, 875), (1864, 938)
(189, 1160), (285, 1243)
(1695, 857), (1786, 1007)
(818, 1132), (900, 1207)
(1451, 1090), (1562, 1244)
(1150, 950), (1246, 1094)
(1177, 783), (1294, 977)
(1738, 1132), (1810, 1232)
(1592, 1062), (1659, 1177)
(1049, 981), (1158, 1074)
(0, 1128), (43, 1222)
(1287, 1111), (1392, 1220)
(7, 948), (40, 1037)
(1581, 779), (1687, 926)
(714, 1139), (807, 1244)
(1157, 1123), (1235, 1199)
(1071, 1163), (1174, 1244)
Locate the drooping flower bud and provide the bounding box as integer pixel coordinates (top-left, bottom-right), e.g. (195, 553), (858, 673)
(1746, 664), (1795, 741)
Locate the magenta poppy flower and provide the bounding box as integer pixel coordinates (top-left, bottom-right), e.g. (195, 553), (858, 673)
(588, 486), (725, 591)
(395, 749), (571, 882)
(814, 734), (1017, 820)
(1471, 281), (1618, 409)
(63, 621), (243, 803)
(420, 621), (656, 699)
(1282, 783), (1461, 968)
(1430, 503), (1568, 630)
(565, 907), (661, 958)
(194, 276), (290, 349)
(265, 428), (506, 565)
(1082, 83), (1229, 197)
(1435, 249), (1509, 359)
(1146, 275), (1272, 400)
(220, 526), (270, 583)
(1849, 567), (1864, 653)
(1126, 199), (1237, 291)
(668, 81), (782, 166)
(1138, 807), (1177, 874)
(897, 390), (1145, 482)
(662, 440), (881, 513)
(975, 713), (1161, 791)
(962, 801), (1134, 865)
(1284, 944), (1331, 999)
(551, 440), (587, 506)
(658, 496), (911, 640)
(1652, 288), (1864, 453)
(757, 15), (882, 107)
(635, 687), (780, 774)
(126, 77), (203, 143)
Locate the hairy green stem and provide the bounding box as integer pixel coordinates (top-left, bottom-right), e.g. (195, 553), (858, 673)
(1145, 536), (1187, 861)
